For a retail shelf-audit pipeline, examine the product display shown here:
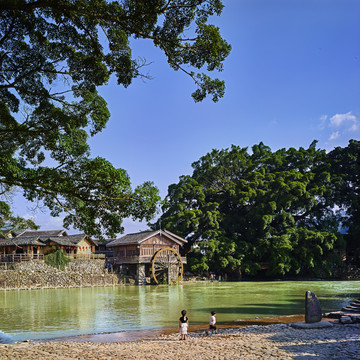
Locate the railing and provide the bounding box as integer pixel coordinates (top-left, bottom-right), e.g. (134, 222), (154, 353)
(0, 253), (106, 263)
(0, 254), (44, 263)
(112, 255), (187, 264)
(66, 253), (106, 260)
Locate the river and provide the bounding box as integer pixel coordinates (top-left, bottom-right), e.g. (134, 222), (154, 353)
(0, 280), (358, 342)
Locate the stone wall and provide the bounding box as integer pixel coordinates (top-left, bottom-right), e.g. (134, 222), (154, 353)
(339, 265), (360, 280)
(0, 260), (119, 290)
(316, 264), (360, 280)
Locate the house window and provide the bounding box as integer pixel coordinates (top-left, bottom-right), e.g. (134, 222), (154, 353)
(141, 248), (153, 256)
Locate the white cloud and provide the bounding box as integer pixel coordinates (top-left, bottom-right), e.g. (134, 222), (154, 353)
(329, 112), (357, 127)
(329, 131), (340, 141)
(349, 123), (359, 132)
(321, 111), (359, 143)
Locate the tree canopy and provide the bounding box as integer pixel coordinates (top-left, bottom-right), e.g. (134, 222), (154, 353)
(155, 141), (359, 278)
(0, 0), (230, 237)
(328, 140), (360, 263)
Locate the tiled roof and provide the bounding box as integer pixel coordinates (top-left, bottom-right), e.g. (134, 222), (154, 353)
(107, 230), (187, 247)
(46, 237), (78, 247)
(93, 239), (115, 246)
(0, 231), (94, 248)
(17, 230), (67, 237)
(65, 234), (96, 245)
(107, 231), (158, 246)
(46, 234), (95, 246)
(0, 237), (46, 246)
(163, 229), (188, 243)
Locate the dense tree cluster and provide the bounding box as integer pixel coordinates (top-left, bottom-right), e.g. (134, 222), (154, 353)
(0, 1), (230, 238)
(154, 140), (360, 278)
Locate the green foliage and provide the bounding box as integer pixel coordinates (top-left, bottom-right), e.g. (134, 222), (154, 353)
(1, 1), (230, 237)
(45, 250), (71, 270)
(328, 140), (360, 265)
(313, 253), (346, 278)
(155, 141), (358, 278)
(0, 201), (39, 238)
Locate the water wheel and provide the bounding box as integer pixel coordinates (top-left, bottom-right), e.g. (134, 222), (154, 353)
(150, 247), (183, 284)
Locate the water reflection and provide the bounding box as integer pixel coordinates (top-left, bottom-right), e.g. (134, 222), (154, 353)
(0, 281), (358, 342)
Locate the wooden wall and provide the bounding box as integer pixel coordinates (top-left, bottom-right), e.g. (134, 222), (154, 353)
(112, 234), (180, 259)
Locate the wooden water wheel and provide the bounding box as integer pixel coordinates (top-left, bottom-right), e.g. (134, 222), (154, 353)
(150, 247), (183, 284)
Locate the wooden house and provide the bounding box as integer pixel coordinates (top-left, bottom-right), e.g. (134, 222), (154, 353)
(106, 230), (187, 284)
(93, 239), (114, 258)
(0, 230), (96, 261)
(43, 234), (96, 258)
(0, 236), (47, 261)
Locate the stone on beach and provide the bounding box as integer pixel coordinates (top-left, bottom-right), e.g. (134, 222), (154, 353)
(291, 290), (332, 328)
(325, 297), (360, 324)
(291, 320), (332, 329)
(340, 316), (353, 324)
(305, 290), (322, 323)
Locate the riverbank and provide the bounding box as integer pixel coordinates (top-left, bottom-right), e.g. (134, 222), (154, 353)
(0, 260), (119, 290)
(0, 260), (359, 291)
(44, 314), (311, 342)
(0, 319), (358, 359)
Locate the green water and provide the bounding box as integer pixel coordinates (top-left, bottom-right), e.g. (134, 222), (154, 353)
(0, 281), (359, 342)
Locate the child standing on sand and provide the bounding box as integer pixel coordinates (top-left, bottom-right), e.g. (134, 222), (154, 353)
(179, 309), (189, 340)
(208, 311), (217, 334)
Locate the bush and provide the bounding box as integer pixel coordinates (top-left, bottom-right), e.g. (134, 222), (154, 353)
(45, 250), (71, 270)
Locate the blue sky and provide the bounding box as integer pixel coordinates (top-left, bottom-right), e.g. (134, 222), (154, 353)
(15, 0), (360, 235)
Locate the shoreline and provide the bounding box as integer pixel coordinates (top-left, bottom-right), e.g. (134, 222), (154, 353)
(1, 277), (359, 292)
(38, 314), (318, 343)
(1, 316), (359, 360)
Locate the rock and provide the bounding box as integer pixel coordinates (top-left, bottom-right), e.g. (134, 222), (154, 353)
(291, 321), (333, 329)
(341, 305), (360, 312)
(305, 291), (322, 323)
(350, 314), (360, 323)
(340, 316), (353, 324)
(324, 311), (344, 318)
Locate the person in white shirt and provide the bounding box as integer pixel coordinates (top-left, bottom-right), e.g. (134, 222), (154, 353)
(208, 311), (217, 334)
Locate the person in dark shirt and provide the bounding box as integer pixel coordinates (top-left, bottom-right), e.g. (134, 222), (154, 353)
(179, 309), (189, 340)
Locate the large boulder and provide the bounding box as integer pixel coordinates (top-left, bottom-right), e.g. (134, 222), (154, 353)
(305, 290), (322, 323)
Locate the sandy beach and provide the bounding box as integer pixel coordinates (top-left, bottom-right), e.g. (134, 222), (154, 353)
(0, 317), (358, 360)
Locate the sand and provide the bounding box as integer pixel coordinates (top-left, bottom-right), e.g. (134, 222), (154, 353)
(0, 317), (358, 360)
